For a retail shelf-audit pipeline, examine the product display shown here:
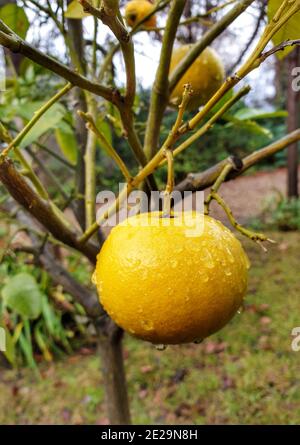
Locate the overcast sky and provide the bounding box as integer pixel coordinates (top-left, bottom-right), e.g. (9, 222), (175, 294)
(12, 1), (276, 108)
(89, 2), (275, 107)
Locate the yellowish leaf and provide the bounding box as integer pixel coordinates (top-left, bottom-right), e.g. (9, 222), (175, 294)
(268, 0), (300, 59)
(65, 0), (90, 19)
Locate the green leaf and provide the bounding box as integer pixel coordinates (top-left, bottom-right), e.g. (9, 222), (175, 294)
(233, 108), (288, 121)
(96, 119), (112, 153)
(0, 4), (29, 39)
(1, 273), (43, 320)
(18, 103), (66, 148)
(65, 0), (91, 19)
(225, 119), (273, 138)
(34, 324), (53, 362)
(1, 328), (16, 366)
(55, 127), (78, 165)
(19, 330), (38, 371)
(41, 295), (59, 337)
(268, 0), (300, 59)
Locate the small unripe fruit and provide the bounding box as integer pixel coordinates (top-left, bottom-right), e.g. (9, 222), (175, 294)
(170, 45), (225, 111)
(124, 0), (156, 29)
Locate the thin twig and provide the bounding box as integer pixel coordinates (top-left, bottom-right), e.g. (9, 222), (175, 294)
(212, 191), (274, 248)
(258, 39), (300, 63)
(204, 162), (234, 214)
(162, 149), (174, 217)
(0, 24), (117, 104)
(169, 85), (251, 160)
(175, 129), (300, 192)
(35, 142), (75, 170)
(144, 0), (186, 159)
(228, 1), (265, 74)
(83, 100), (98, 231)
(80, 0), (135, 105)
(78, 111), (132, 183)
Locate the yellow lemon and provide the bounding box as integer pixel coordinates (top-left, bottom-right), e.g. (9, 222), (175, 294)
(170, 45), (225, 111)
(94, 212), (249, 345)
(124, 0), (156, 29)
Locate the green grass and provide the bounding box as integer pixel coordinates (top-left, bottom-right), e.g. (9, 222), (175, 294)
(0, 231), (299, 425)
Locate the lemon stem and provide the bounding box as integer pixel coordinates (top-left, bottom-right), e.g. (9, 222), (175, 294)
(163, 149), (174, 217)
(162, 84), (192, 217)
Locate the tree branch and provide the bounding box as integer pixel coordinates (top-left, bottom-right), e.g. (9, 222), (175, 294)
(176, 1), (300, 137)
(79, 111), (132, 183)
(258, 39), (300, 64)
(170, 85), (251, 160)
(80, 0), (136, 106)
(39, 248), (103, 318)
(78, 1), (156, 189)
(144, 0), (186, 159)
(0, 159), (99, 263)
(7, 207), (103, 318)
(0, 24), (118, 104)
(175, 129), (300, 192)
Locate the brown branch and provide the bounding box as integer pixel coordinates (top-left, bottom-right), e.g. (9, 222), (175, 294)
(5, 204), (105, 337)
(176, 129), (300, 192)
(0, 158), (99, 264)
(0, 18), (154, 191)
(39, 249), (102, 318)
(80, 0), (135, 106)
(258, 39), (300, 63)
(0, 25), (118, 104)
(78, 1), (156, 189)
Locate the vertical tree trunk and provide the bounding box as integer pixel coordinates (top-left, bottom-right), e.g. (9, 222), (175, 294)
(0, 0), (23, 73)
(286, 48), (299, 198)
(67, 11), (88, 230)
(95, 320), (131, 425)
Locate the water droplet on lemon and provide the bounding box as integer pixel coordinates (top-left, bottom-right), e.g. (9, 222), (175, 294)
(141, 319), (154, 331)
(194, 338), (203, 344)
(155, 344), (167, 351)
(91, 271), (97, 285)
